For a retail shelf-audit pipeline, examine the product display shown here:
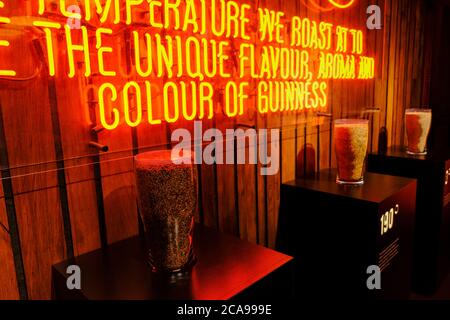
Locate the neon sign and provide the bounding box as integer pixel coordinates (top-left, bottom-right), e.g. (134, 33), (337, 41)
(302, 0), (356, 12)
(328, 0), (356, 9)
(0, 0), (15, 76)
(0, 0), (375, 131)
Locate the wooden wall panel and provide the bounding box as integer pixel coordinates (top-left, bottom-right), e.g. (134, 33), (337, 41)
(391, 0), (405, 147)
(416, 0), (429, 108)
(0, 52), (67, 301)
(385, 0), (399, 140)
(256, 159), (267, 246)
(319, 121), (332, 170)
(100, 156), (138, 244)
(236, 94), (258, 243)
(215, 114), (238, 235)
(0, 184), (6, 229)
(306, 128), (318, 175)
(256, 105), (267, 246)
(280, 0), (298, 185)
(55, 45), (101, 255)
(199, 120), (219, 229)
(67, 181), (100, 255)
(0, 191), (19, 300)
(14, 188), (66, 299)
(96, 38), (139, 245)
(281, 124), (296, 183)
(258, 0), (283, 250)
(254, 0), (269, 247)
(237, 157), (258, 243)
(376, 0), (390, 126)
(0, 0), (431, 299)
(266, 131), (281, 242)
(0, 95), (20, 300)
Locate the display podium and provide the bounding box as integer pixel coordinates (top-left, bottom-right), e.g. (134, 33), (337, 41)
(368, 147), (450, 295)
(278, 170), (416, 299)
(52, 224), (293, 300)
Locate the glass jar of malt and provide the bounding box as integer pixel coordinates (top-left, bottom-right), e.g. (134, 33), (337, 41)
(134, 150), (197, 273)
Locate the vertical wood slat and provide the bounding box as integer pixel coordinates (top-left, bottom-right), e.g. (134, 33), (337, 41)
(391, 0), (406, 147)
(401, 0), (416, 147)
(319, 118), (332, 170)
(256, 111), (267, 247)
(191, 2), (220, 230)
(304, 1), (323, 177)
(256, 0), (268, 246)
(2, 110), (65, 301)
(199, 120), (219, 229)
(0, 185), (6, 230)
(0, 13), (67, 299)
(365, 0), (381, 154)
(419, 0), (432, 107)
(386, 0), (400, 142)
(378, 0), (392, 128)
(411, 0), (423, 106)
(0, 226), (20, 300)
(99, 134), (137, 245)
(380, 0), (390, 124)
(236, 91), (258, 243)
(254, 0), (270, 246)
(0, 103), (23, 300)
(208, 0), (238, 236)
(214, 101), (238, 235)
(97, 30), (138, 245)
(47, 77), (74, 259)
(280, 0), (298, 184)
(261, 0), (282, 249)
(236, 126), (258, 243)
(57, 67), (101, 255)
(85, 76), (108, 249)
(330, 2), (345, 168)
(321, 0), (335, 170)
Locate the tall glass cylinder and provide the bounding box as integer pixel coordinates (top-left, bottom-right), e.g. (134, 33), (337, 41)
(334, 119), (369, 185)
(405, 108), (432, 155)
(134, 150), (197, 273)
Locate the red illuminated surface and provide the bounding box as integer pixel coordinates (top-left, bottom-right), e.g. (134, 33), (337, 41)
(52, 225), (293, 300)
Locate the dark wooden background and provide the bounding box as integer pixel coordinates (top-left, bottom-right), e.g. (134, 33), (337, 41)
(0, 0), (431, 299)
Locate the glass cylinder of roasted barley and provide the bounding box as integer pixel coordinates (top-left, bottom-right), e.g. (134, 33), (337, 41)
(334, 119), (369, 185)
(134, 150), (197, 273)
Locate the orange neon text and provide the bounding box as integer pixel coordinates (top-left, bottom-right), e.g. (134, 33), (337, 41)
(97, 80), (215, 130)
(37, 0), (252, 38)
(0, 0), (377, 130)
(258, 81), (328, 113)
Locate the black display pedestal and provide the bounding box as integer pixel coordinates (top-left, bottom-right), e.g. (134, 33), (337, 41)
(52, 224), (293, 300)
(278, 170), (416, 299)
(368, 146), (450, 295)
